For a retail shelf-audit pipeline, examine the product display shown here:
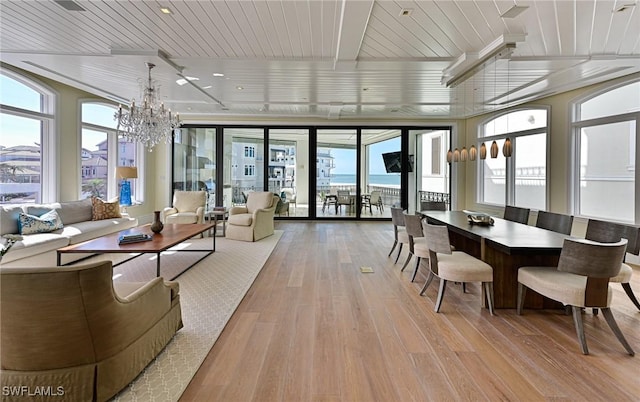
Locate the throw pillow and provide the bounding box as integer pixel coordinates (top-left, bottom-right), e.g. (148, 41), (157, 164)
(91, 197), (122, 220)
(18, 210), (64, 235)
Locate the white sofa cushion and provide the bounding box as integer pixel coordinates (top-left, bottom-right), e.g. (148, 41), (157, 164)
(25, 199), (93, 225)
(0, 233), (69, 263)
(58, 217), (138, 245)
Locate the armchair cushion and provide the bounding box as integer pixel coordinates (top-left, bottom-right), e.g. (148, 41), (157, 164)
(228, 213), (253, 226)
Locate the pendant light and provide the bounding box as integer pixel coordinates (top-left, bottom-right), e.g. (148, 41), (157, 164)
(490, 141), (499, 158)
(480, 143), (487, 159)
(503, 137), (513, 157)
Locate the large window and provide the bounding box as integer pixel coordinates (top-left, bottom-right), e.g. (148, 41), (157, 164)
(0, 70), (55, 204)
(81, 102), (141, 202)
(572, 80), (640, 223)
(478, 108), (548, 210)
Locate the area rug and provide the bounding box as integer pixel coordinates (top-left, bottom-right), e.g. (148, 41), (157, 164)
(98, 231), (283, 401)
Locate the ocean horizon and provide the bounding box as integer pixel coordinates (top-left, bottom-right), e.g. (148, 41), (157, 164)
(330, 173), (400, 186)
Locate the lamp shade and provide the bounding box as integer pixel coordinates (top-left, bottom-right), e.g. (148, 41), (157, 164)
(446, 150), (453, 163)
(469, 145), (477, 161)
(480, 143), (487, 159)
(502, 137), (513, 157)
(490, 141), (499, 158)
(116, 166), (138, 179)
(453, 148), (460, 162)
(460, 147), (468, 162)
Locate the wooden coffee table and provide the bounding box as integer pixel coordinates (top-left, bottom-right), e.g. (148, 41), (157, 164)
(57, 223), (215, 280)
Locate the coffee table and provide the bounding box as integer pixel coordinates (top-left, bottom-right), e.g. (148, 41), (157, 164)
(57, 223), (215, 280)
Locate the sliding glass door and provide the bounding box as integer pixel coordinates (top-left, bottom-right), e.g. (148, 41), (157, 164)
(316, 129), (357, 218)
(361, 129), (400, 219)
(413, 129), (451, 210)
(268, 128), (309, 217)
(223, 128), (264, 207)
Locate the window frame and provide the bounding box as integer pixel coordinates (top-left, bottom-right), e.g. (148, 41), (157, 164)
(79, 101), (145, 203)
(477, 106), (550, 209)
(571, 78), (640, 224)
(0, 67), (57, 203)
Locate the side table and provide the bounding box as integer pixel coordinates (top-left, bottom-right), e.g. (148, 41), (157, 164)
(207, 208), (229, 237)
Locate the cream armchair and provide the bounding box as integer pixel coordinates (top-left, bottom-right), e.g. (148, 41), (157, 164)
(226, 192), (279, 242)
(0, 261), (183, 401)
(162, 190), (207, 225)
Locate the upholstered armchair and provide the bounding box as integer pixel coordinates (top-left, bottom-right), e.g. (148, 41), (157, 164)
(280, 187), (296, 210)
(162, 190), (207, 225)
(0, 260), (183, 401)
(226, 192), (279, 242)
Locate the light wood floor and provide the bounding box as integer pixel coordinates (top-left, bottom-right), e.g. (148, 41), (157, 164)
(181, 221), (640, 401)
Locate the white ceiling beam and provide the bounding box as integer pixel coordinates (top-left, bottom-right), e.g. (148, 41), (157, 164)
(333, 0), (375, 70)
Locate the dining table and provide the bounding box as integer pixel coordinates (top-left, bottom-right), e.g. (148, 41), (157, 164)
(421, 210), (571, 309)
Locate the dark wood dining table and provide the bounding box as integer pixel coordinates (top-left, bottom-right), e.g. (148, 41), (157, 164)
(421, 210), (570, 309)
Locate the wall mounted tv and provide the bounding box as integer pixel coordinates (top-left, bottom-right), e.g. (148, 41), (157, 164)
(382, 151), (412, 173)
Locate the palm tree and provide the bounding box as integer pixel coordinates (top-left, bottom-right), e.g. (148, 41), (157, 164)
(82, 179), (106, 198)
(0, 163), (25, 183)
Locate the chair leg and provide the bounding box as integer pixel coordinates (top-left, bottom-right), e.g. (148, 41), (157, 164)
(571, 306), (589, 355)
(462, 282), (467, 293)
(517, 283), (526, 315)
(411, 257), (421, 282)
(484, 282), (495, 316)
(388, 240), (398, 257)
(420, 271), (435, 295)
(621, 283), (640, 311)
(401, 252), (413, 272)
(394, 244), (404, 264)
(601, 308), (635, 356)
(435, 279), (448, 313)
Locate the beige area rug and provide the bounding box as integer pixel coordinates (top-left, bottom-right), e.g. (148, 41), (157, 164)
(83, 230), (284, 401)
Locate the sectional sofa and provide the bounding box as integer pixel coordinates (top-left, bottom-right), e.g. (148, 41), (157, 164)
(0, 198), (138, 268)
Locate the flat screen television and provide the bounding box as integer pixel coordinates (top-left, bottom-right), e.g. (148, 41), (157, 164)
(382, 151), (412, 173)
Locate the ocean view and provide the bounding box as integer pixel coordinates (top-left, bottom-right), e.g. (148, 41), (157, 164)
(330, 174), (400, 186)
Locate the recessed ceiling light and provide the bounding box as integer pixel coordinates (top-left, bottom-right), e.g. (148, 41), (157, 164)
(176, 76), (199, 86)
(202, 85), (212, 89)
(236, 86), (244, 90)
(212, 73), (224, 77)
(500, 5), (528, 18)
(160, 7), (172, 14)
(399, 8), (413, 16)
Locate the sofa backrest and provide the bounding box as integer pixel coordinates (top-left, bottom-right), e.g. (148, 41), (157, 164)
(0, 205), (25, 235)
(26, 199), (93, 225)
(246, 191), (276, 213)
(0, 262), (112, 370)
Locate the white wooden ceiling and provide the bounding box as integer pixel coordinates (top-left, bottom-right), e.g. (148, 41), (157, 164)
(1, 0), (639, 121)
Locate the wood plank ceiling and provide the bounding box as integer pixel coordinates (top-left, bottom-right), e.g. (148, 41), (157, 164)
(1, 0), (639, 121)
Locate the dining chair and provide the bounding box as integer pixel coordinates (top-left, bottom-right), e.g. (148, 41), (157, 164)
(389, 207), (409, 264)
(419, 222), (495, 315)
(585, 218), (640, 312)
(503, 205), (530, 224)
(366, 190), (384, 213)
(420, 200), (447, 212)
(535, 211), (574, 235)
(336, 190), (353, 214)
(401, 213), (430, 282)
(517, 238), (633, 355)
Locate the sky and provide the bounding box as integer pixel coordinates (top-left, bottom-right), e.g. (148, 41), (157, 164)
(331, 136), (400, 175)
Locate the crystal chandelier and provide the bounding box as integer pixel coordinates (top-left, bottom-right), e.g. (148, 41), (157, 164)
(115, 62), (181, 149)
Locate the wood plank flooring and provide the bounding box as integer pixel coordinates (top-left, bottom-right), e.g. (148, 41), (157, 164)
(180, 221), (640, 401)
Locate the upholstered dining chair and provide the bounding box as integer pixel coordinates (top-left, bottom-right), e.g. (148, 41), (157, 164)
(401, 213), (430, 283)
(419, 222), (495, 315)
(585, 218), (640, 312)
(503, 205), (530, 224)
(389, 207), (409, 264)
(517, 238), (633, 355)
(535, 210), (574, 235)
(336, 190), (353, 214)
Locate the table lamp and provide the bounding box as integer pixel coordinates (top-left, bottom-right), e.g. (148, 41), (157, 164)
(116, 166), (137, 208)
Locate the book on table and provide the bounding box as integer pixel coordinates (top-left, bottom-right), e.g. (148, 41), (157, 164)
(118, 233), (153, 244)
